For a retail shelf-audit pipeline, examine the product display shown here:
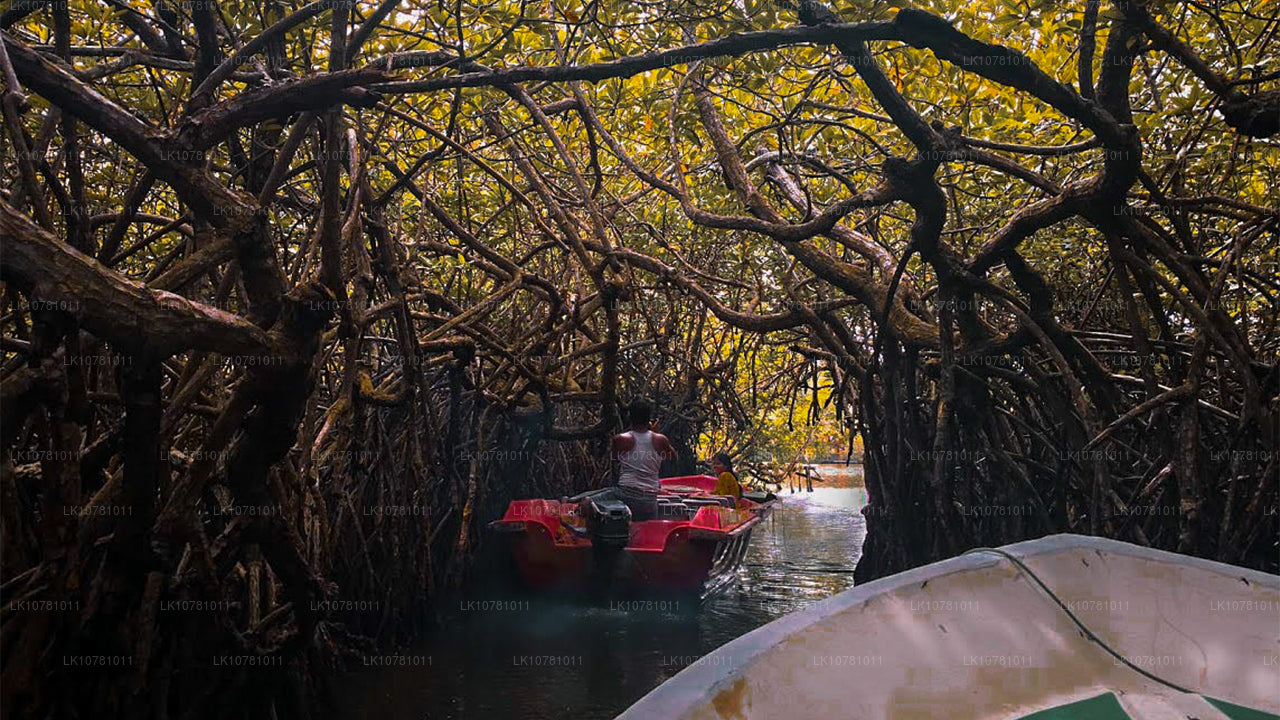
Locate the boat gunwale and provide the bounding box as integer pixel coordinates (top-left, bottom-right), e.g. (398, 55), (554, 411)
(615, 533), (1280, 720)
(489, 497), (777, 552)
(492, 515), (765, 554)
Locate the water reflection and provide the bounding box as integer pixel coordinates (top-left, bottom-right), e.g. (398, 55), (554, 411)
(338, 487), (866, 720)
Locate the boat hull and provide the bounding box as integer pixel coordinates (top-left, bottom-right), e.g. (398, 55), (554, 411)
(498, 518), (757, 595)
(618, 534), (1280, 719)
(491, 475), (772, 597)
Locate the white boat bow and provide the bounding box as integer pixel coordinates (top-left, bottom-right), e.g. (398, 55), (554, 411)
(618, 534), (1280, 720)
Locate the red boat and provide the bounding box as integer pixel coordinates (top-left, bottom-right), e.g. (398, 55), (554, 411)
(490, 475), (777, 597)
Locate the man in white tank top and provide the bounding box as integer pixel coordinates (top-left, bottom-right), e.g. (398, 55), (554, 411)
(610, 400), (675, 520)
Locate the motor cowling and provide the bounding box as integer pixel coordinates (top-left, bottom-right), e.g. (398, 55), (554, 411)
(581, 495), (631, 549)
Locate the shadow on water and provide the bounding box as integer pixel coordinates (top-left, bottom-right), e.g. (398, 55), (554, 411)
(336, 487), (867, 720)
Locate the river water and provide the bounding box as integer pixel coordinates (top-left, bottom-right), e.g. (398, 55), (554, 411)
(338, 482), (867, 720)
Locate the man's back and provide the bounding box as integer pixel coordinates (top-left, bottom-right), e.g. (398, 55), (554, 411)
(615, 429), (665, 493)
(608, 400), (675, 522)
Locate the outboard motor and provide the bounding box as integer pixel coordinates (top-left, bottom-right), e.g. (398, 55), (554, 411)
(580, 494), (631, 596)
(582, 495), (631, 550)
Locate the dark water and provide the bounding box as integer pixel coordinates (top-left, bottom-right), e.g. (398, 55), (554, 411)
(337, 486), (867, 720)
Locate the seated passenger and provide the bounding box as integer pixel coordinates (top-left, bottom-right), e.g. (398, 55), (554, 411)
(711, 453), (743, 500)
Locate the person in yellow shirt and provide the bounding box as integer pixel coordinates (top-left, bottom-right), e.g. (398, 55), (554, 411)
(711, 453), (742, 499)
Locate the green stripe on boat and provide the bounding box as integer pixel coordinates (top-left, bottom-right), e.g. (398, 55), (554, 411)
(1017, 692), (1131, 720)
(1205, 696), (1280, 720)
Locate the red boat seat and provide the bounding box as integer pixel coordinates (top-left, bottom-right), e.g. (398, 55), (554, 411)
(690, 506), (722, 529)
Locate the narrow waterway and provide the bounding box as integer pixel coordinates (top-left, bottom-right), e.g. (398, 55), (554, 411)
(338, 479), (867, 720)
